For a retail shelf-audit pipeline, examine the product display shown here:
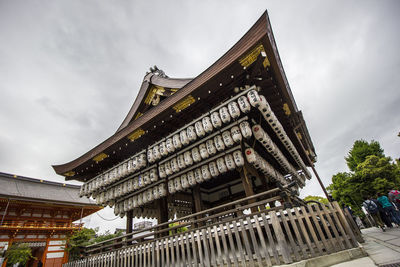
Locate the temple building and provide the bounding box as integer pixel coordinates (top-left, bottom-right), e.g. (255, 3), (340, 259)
(54, 10), (361, 267)
(0, 172), (101, 267)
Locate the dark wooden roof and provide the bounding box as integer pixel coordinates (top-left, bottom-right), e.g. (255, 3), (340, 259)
(0, 172), (99, 206)
(53, 10), (316, 182)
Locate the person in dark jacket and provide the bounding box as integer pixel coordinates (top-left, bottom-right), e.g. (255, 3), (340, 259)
(378, 195), (400, 225)
(372, 197), (392, 228)
(363, 198), (385, 231)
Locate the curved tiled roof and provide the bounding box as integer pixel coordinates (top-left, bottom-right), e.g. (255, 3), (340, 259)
(0, 172), (96, 206)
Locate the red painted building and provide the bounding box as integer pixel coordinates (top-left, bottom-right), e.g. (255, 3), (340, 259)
(0, 172), (101, 267)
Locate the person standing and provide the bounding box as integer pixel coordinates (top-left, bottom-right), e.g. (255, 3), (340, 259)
(363, 198), (385, 231)
(378, 194), (400, 225)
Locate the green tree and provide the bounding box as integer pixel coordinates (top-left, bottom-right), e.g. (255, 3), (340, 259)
(5, 243), (34, 266)
(66, 228), (96, 261)
(327, 140), (400, 214)
(304, 195), (329, 205)
(345, 140), (384, 171)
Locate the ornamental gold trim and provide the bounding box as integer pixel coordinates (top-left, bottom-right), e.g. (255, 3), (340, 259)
(127, 128), (145, 141)
(93, 153), (108, 163)
(239, 44), (270, 68)
(63, 171), (76, 177)
(173, 95), (195, 112)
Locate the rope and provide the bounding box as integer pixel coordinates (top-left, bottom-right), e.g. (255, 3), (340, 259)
(95, 212), (120, 221)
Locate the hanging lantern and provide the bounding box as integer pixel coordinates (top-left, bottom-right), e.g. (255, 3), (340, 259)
(230, 126), (242, 143)
(194, 168), (204, 183)
(195, 121), (206, 137)
(170, 157), (180, 173)
(173, 134), (182, 150)
(186, 125), (197, 142)
(153, 186), (159, 200)
(159, 164), (167, 179)
(180, 130), (189, 146)
(168, 180), (176, 194)
(219, 106), (231, 124)
(239, 121), (252, 139)
(191, 147), (201, 162)
(201, 165), (211, 180)
(208, 161), (220, 177)
(150, 168), (158, 182)
(152, 145), (161, 161)
(214, 135), (225, 152)
(165, 161), (173, 175)
(216, 157), (228, 174)
(166, 138), (175, 154)
(233, 150), (244, 167)
(132, 195), (138, 208)
(187, 171), (196, 186)
(199, 143), (209, 159)
(247, 90), (261, 107)
(237, 96), (251, 113)
(202, 116), (213, 134)
(228, 101), (241, 119)
(225, 154), (236, 171)
(159, 141), (168, 157)
(181, 174), (189, 189)
(184, 151), (193, 166)
(206, 139), (217, 155)
(159, 183), (167, 197)
(147, 148), (155, 164)
(143, 171), (151, 185)
(177, 154), (186, 170)
(174, 177), (182, 191)
(222, 130), (234, 147)
(210, 111), (222, 129)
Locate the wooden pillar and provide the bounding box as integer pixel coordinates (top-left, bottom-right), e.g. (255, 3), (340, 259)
(240, 166), (258, 213)
(126, 210), (134, 235)
(192, 185), (203, 227)
(157, 198), (169, 237)
(41, 236), (50, 266)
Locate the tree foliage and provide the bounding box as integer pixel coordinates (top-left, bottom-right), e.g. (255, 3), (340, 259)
(345, 140), (384, 171)
(303, 195), (329, 205)
(66, 228), (124, 261)
(328, 139), (400, 214)
(5, 243), (34, 266)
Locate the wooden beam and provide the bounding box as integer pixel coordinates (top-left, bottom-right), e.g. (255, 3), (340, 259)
(239, 166), (258, 213)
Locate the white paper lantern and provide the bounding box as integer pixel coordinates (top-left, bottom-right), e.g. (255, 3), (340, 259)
(195, 121), (206, 137)
(239, 121), (252, 139)
(122, 181), (128, 195)
(159, 164), (166, 178)
(247, 90), (261, 107)
(194, 168), (204, 183)
(142, 191), (148, 204)
(184, 151), (193, 166)
(139, 153), (147, 168)
(201, 165), (212, 180)
(114, 204), (120, 216)
(117, 166), (123, 180)
(181, 174), (189, 189)
(225, 154), (236, 170)
(214, 135), (225, 152)
(153, 186), (159, 200)
(199, 144), (209, 159)
(127, 160), (133, 175)
(166, 138), (175, 154)
(245, 148), (257, 164)
(228, 101), (241, 119)
(150, 168), (158, 182)
(138, 174), (144, 188)
(191, 147), (201, 162)
(143, 171), (151, 185)
(216, 158), (228, 174)
(222, 130), (234, 147)
(208, 161), (220, 177)
(147, 189), (153, 202)
(170, 158), (180, 173)
(147, 149), (155, 164)
(173, 134), (182, 150)
(258, 95), (271, 114)
(210, 111), (222, 129)
(152, 145), (161, 161)
(187, 171), (196, 186)
(219, 106), (231, 124)
(206, 139), (217, 155)
(132, 177), (139, 190)
(132, 195), (138, 208)
(186, 126), (197, 142)
(231, 126), (242, 143)
(165, 161), (173, 175)
(159, 141), (168, 157)
(237, 96), (251, 113)
(159, 183), (167, 197)
(128, 197), (133, 210)
(168, 180), (176, 194)
(137, 193), (143, 206)
(233, 150), (245, 167)
(174, 177), (182, 191)
(177, 154), (186, 170)
(124, 199), (129, 212)
(202, 116), (213, 134)
(127, 179), (133, 192)
(180, 130), (189, 146)
(132, 157), (138, 171)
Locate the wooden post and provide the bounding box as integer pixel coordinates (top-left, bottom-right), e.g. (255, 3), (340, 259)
(240, 166), (258, 213)
(157, 198), (169, 237)
(192, 185), (203, 227)
(42, 236), (50, 266)
(126, 210), (134, 235)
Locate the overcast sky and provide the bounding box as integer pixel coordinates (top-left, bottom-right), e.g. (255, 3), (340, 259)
(1, 0), (399, 232)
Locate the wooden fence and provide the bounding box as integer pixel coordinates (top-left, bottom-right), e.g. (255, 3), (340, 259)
(64, 201), (361, 267)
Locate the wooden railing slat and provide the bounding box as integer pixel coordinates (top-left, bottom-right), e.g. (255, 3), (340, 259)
(300, 206), (325, 256)
(260, 212), (280, 265)
(253, 214), (272, 266)
(225, 222), (239, 267)
(219, 223), (232, 267)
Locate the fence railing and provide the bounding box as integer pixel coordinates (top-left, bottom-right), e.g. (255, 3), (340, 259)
(64, 200), (360, 267)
